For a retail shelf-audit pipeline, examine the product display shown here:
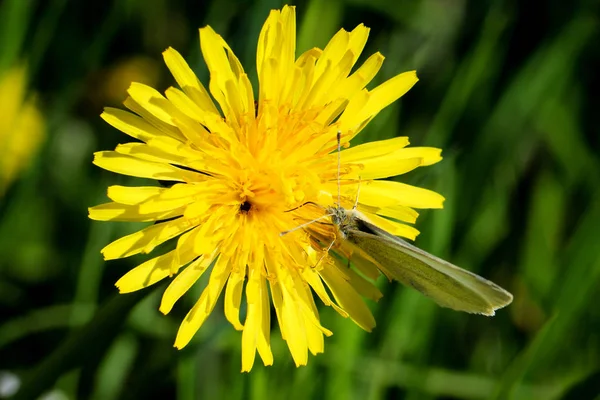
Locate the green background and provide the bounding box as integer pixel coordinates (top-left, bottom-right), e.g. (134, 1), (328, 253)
(1, 0), (599, 399)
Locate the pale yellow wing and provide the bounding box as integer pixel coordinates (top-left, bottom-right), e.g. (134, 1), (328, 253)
(348, 227), (512, 316)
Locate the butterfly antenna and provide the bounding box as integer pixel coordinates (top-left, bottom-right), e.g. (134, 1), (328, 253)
(314, 238), (337, 269)
(353, 176), (362, 210)
(311, 131), (344, 268)
(284, 201), (322, 213)
(279, 213), (334, 236)
(336, 130), (342, 208)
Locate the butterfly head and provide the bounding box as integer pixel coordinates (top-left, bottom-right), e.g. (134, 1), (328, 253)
(325, 205), (359, 239)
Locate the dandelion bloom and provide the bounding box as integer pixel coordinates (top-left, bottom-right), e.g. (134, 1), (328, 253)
(0, 67), (44, 196)
(90, 5), (444, 371)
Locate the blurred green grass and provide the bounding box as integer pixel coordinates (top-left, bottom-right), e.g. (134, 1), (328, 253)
(0, 0), (599, 399)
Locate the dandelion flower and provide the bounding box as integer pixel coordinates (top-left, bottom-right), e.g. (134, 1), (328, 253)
(0, 67), (44, 196)
(90, 5), (444, 371)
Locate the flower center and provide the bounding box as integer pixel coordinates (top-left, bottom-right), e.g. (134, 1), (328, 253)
(239, 200), (252, 213)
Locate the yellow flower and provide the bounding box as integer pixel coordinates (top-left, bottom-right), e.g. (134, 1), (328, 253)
(0, 67), (44, 196)
(90, 5), (444, 371)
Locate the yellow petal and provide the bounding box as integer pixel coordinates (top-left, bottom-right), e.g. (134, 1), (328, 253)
(162, 47), (219, 115)
(290, 53), (317, 109)
(224, 78), (244, 123)
(256, 274), (273, 366)
(101, 108), (165, 142)
(258, 57), (279, 106)
(115, 249), (192, 293)
(360, 203), (419, 224)
(192, 207), (237, 255)
(144, 135), (206, 164)
(361, 211), (420, 240)
(101, 217), (196, 260)
(107, 186), (164, 205)
(342, 265), (382, 302)
(160, 255), (213, 314)
(183, 200), (211, 219)
(241, 268), (273, 372)
(200, 26), (245, 121)
(347, 24), (370, 65)
(361, 180), (445, 209)
(88, 202), (184, 222)
(295, 48), (322, 67)
(93, 151), (204, 182)
(339, 71), (418, 137)
(121, 106), (178, 144)
(305, 50), (354, 109)
(303, 266), (351, 316)
(127, 82), (175, 126)
(158, 182), (213, 199)
(394, 147), (442, 166)
(304, 312), (325, 356)
(346, 156), (423, 180)
(343, 241), (382, 281)
(257, 5), (296, 95)
(224, 268), (246, 330)
(241, 308), (258, 371)
(319, 264), (376, 331)
(333, 52), (383, 100)
(302, 268), (334, 307)
(238, 74), (256, 122)
(337, 88), (369, 133)
(296, 281), (326, 356)
(360, 70), (418, 120)
(174, 254), (231, 349)
(339, 136), (409, 163)
(256, 9), (275, 75)
(314, 28), (349, 81)
(279, 5), (297, 80)
(280, 284), (308, 366)
(137, 197), (194, 216)
(164, 87), (211, 131)
(314, 98), (347, 127)
(268, 275), (285, 340)
(115, 143), (189, 167)
(139, 183), (211, 215)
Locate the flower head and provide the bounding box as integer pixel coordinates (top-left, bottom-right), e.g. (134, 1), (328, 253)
(90, 5), (444, 371)
(0, 67), (44, 196)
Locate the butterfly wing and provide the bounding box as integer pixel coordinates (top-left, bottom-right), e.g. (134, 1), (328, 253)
(348, 222), (512, 315)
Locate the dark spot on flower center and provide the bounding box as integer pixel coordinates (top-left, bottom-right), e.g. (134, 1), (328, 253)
(239, 201), (252, 213)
